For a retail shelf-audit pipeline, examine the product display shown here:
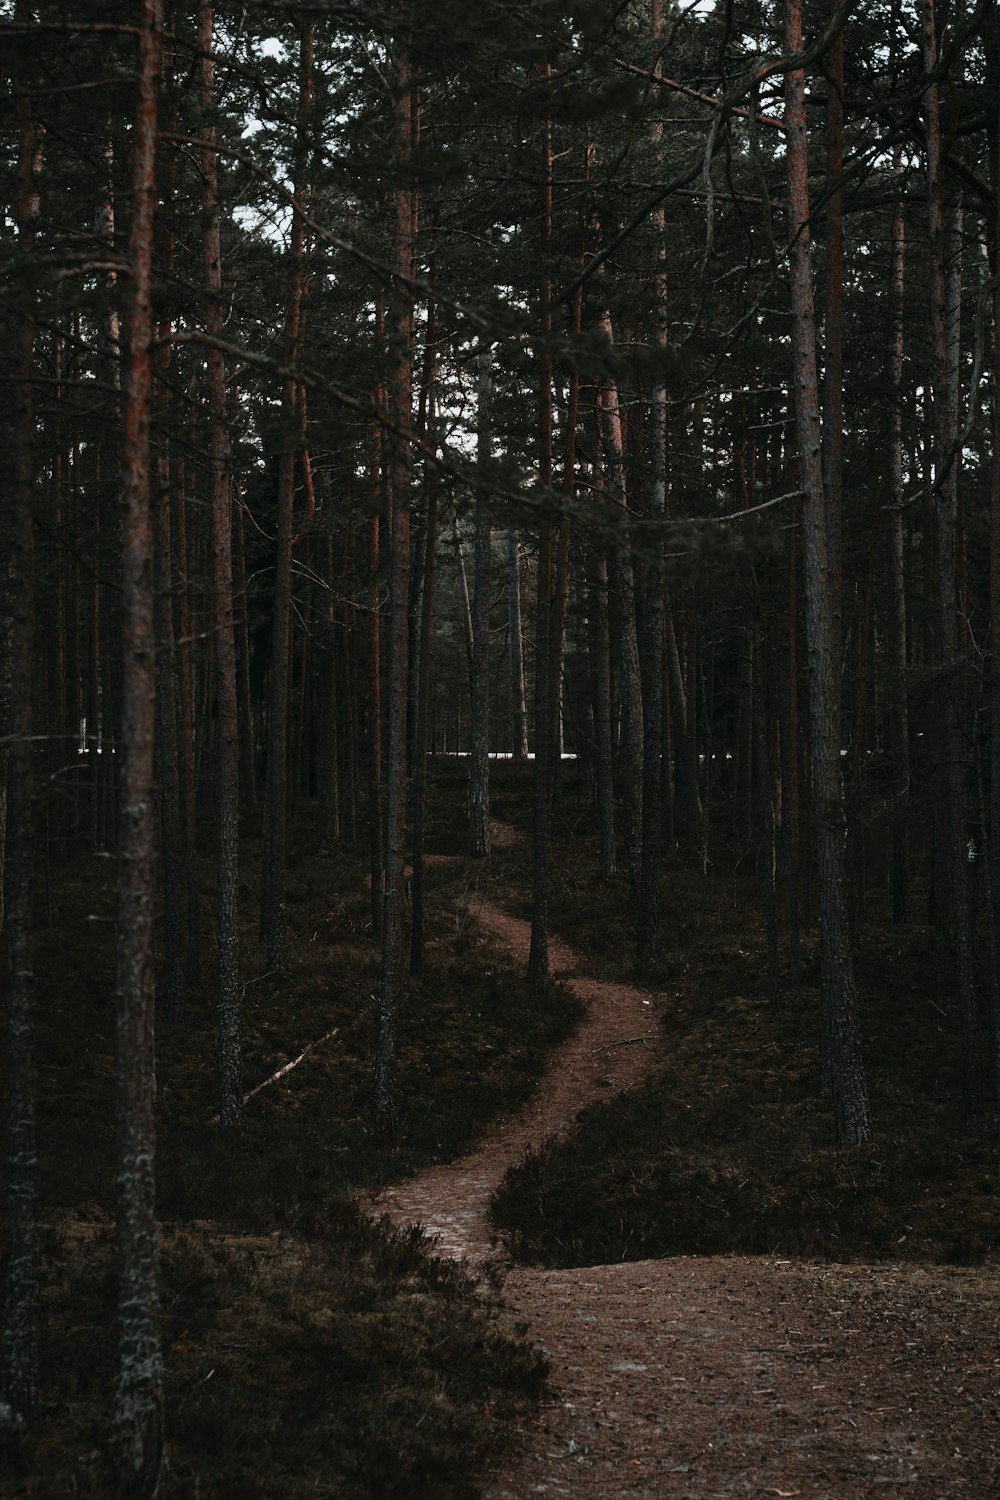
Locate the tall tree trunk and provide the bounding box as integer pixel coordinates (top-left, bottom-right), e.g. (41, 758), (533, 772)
(595, 310), (643, 903)
(547, 286), (581, 821)
(410, 482), (438, 977)
(199, 0), (243, 1126)
(589, 528), (617, 878)
(638, 0), (668, 962)
(734, 627), (754, 849)
(233, 481), (257, 807)
(528, 74), (554, 991)
(507, 530), (528, 759)
(783, 492), (802, 988)
(262, 22), (312, 977)
(410, 274), (439, 975)
(368, 514), (384, 933)
(822, 7), (845, 729)
(152, 36), (188, 1024)
(887, 145), (911, 925)
(923, 0), (983, 1122)
(469, 347), (494, 857)
(450, 505), (475, 687)
(317, 527), (340, 848)
(669, 589), (702, 840)
(173, 445), (199, 970)
(753, 624), (781, 1008)
(784, 0), (870, 1148)
(113, 3), (165, 1487)
(1, 9), (40, 1419)
(368, 301), (385, 936)
(989, 19), (1000, 1114)
(373, 54), (417, 1141)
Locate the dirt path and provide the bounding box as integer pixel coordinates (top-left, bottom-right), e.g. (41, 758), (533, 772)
(367, 840), (1000, 1499)
(369, 888), (660, 1263)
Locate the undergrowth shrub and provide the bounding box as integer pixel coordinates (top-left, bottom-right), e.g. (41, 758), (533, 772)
(16, 1206), (546, 1500)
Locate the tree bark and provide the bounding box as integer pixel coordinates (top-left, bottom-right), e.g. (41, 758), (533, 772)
(113, 3), (165, 1487)
(262, 21), (312, 978)
(410, 276), (439, 975)
(923, 0), (984, 1123)
(887, 146), (911, 926)
(368, 301), (385, 936)
(373, 54), (417, 1142)
(989, 19), (1000, 1115)
(469, 347), (494, 857)
(1, 7), (40, 1419)
(410, 481), (438, 977)
(595, 310), (643, 904)
(784, 0), (870, 1148)
(507, 529), (529, 759)
(199, 0), (243, 1127)
(637, 0), (668, 962)
(528, 74), (554, 991)
(822, 7), (845, 728)
(588, 524), (617, 877)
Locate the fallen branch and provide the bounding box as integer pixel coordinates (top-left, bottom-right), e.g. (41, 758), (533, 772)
(591, 1035), (657, 1051)
(243, 1027), (340, 1105)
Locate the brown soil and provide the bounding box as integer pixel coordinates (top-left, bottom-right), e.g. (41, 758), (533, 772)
(367, 828), (1000, 1499)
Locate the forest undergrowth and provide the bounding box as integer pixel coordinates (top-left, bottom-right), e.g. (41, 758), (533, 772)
(490, 768), (1000, 1270)
(5, 760), (1000, 1497)
(2, 765), (575, 1499)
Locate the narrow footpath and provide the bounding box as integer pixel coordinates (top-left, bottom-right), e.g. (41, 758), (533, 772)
(367, 835), (1000, 1499)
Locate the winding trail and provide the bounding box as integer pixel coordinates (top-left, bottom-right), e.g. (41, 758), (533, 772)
(370, 891), (660, 1263)
(367, 830), (1000, 1499)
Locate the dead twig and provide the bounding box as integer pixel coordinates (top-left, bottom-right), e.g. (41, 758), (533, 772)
(590, 1035), (656, 1051)
(243, 1026), (340, 1105)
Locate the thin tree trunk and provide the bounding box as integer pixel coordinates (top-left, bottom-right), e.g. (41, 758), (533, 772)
(199, 0), (243, 1126)
(989, 19), (1000, 1115)
(173, 445), (199, 972)
(469, 348), (493, 857)
(589, 528), (617, 877)
(233, 482), (257, 806)
(368, 301), (385, 936)
(410, 277), (439, 975)
(668, 590), (702, 841)
(113, 4), (165, 1486)
(596, 310), (643, 902)
(822, 8), (845, 729)
(847, 538), (875, 931)
(528, 74), (554, 990)
(547, 285), (582, 818)
(151, 37), (188, 1023)
(317, 528), (340, 847)
(784, 0), (870, 1148)
(368, 514), (384, 932)
(1, 11), (40, 1418)
(410, 481), (438, 977)
(784, 492), (802, 988)
(753, 626), (781, 1008)
(450, 505), (475, 686)
(887, 145), (911, 925)
(507, 530), (528, 758)
(638, 2), (668, 960)
(923, 0), (983, 1122)
(262, 22), (312, 977)
(734, 627), (754, 849)
(373, 54), (417, 1141)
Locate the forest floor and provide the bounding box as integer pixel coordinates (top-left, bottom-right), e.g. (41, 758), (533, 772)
(5, 761), (1000, 1496)
(372, 816), (1000, 1500)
